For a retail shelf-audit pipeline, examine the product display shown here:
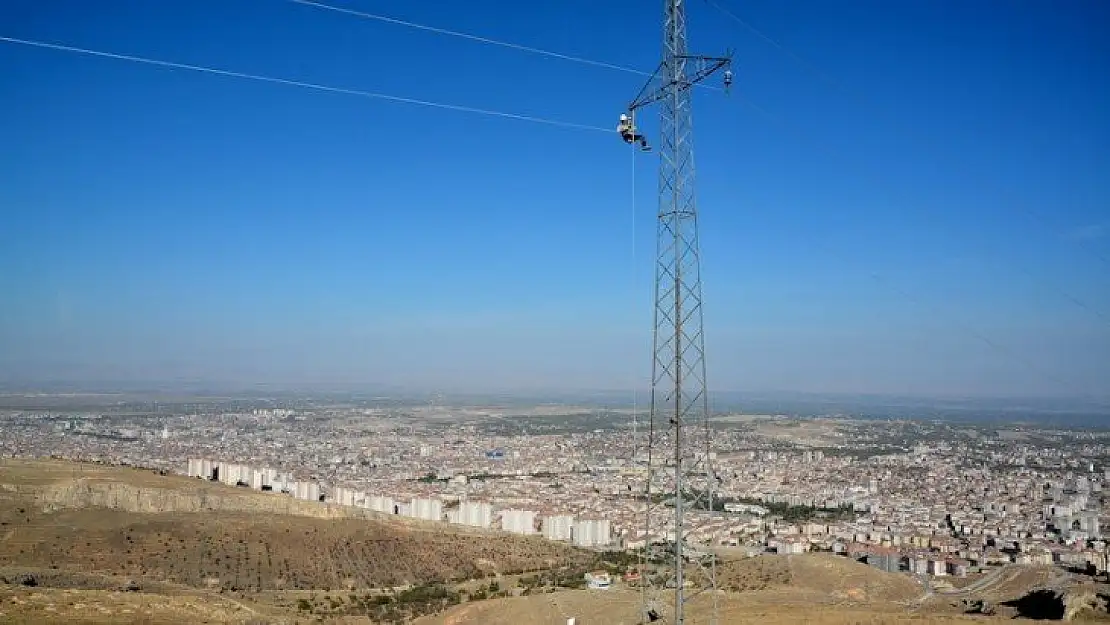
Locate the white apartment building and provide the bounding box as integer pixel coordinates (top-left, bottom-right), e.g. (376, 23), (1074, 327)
(543, 515), (575, 541)
(501, 509), (536, 535)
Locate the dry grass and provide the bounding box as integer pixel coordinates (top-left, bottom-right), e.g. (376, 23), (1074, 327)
(0, 459), (588, 594)
(0, 459), (1099, 624)
(0, 585), (262, 624)
(1, 509), (586, 591)
(717, 554), (922, 603)
(412, 587), (999, 625)
(413, 555), (1002, 625)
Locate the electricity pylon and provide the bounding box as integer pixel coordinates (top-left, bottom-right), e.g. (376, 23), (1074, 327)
(621, 1), (732, 623)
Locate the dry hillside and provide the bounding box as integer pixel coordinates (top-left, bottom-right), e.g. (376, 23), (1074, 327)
(0, 585), (260, 625)
(0, 458), (593, 623)
(412, 587), (996, 625)
(417, 554), (1110, 625)
(718, 553), (921, 602)
(0, 459), (589, 592)
(3, 459), (1107, 624)
(1, 508), (583, 591)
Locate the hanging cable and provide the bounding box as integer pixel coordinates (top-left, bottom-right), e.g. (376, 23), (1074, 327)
(0, 36), (610, 134)
(703, 0), (839, 89)
(705, 0), (1110, 274)
(631, 143), (639, 461)
(285, 0), (1109, 385)
(289, 0), (647, 77)
(285, 0), (726, 95)
(797, 233), (1104, 400)
(630, 140), (650, 625)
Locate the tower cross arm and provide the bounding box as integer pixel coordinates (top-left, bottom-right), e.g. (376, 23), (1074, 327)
(627, 54), (733, 113)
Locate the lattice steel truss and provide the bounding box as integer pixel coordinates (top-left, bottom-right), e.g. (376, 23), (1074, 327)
(624, 1), (732, 623)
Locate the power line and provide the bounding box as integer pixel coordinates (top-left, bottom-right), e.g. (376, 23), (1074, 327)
(0, 35), (609, 133)
(706, 0), (1110, 272)
(763, 114), (1110, 384)
(286, 0), (726, 95)
(289, 0), (646, 76)
(1007, 262), (1109, 327)
(290, 0), (1106, 331)
(286, 0), (822, 159)
(700, 0), (1109, 322)
(801, 234), (1102, 400)
(282, 3), (1104, 398)
(3, 25), (1095, 399)
(866, 272), (1091, 398)
(703, 0), (840, 90)
(699, 0), (1107, 393)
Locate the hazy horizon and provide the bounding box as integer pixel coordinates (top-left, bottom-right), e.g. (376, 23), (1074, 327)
(2, 0), (1107, 401)
(1, 375), (1107, 407)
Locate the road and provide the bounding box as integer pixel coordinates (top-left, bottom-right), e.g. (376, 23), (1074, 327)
(909, 564), (1062, 608)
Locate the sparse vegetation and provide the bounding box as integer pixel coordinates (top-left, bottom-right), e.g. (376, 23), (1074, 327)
(291, 582), (463, 622)
(0, 459), (591, 598)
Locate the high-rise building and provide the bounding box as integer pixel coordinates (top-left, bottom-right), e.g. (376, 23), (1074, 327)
(250, 469), (264, 490)
(294, 481), (320, 502)
(333, 487), (361, 507)
(501, 509), (536, 535)
(186, 458), (203, 478)
(366, 495), (395, 514)
(573, 519), (612, 547)
(449, 501), (492, 528)
(543, 515), (575, 541)
(219, 463), (250, 486)
(410, 498), (443, 522)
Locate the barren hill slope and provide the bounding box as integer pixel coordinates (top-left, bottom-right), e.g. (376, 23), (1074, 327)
(3, 459), (1104, 624)
(0, 459), (587, 592)
(718, 553), (921, 602)
(415, 555), (1078, 625)
(412, 587), (996, 625)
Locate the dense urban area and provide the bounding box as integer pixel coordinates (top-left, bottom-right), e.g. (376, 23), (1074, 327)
(2, 393), (1108, 590)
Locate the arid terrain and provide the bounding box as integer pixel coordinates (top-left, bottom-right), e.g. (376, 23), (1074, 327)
(417, 555), (1110, 625)
(0, 458), (589, 623)
(2, 458), (1109, 624)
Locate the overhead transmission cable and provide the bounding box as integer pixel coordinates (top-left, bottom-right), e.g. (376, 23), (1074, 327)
(3, 20), (1096, 397)
(702, 0), (1109, 322)
(631, 146), (639, 460)
(705, 0), (1110, 272)
(285, 0), (674, 461)
(856, 260), (1092, 401)
(283, 2), (1105, 397)
(744, 101), (1110, 327)
(703, 0), (841, 89)
(0, 36), (609, 134)
(742, 195), (1104, 398)
(286, 0), (727, 96)
(289, 0), (644, 76)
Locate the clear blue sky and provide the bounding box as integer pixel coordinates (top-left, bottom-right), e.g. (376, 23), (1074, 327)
(1, 0), (1107, 398)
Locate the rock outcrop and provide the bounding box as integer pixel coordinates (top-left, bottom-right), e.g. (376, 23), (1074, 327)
(1003, 587), (1110, 621)
(34, 479), (366, 520)
(1063, 589), (1109, 621)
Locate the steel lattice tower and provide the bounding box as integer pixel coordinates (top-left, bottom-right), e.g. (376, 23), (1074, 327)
(622, 1), (732, 623)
